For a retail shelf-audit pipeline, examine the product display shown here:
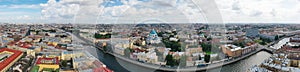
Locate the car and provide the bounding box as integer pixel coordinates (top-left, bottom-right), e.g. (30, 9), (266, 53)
(197, 64), (207, 67)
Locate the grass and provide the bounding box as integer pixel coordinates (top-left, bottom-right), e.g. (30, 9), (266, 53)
(254, 39), (262, 43)
(205, 51), (212, 55)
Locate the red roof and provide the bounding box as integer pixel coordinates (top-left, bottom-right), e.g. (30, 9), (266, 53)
(93, 67), (113, 72)
(102, 67), (113, 72)
(0, 48), (23, 71)
(8, 41), (17, 46)
(17, 42), (32, 49)
(92, 60), (113, 72)
(36, 57), (59, 65)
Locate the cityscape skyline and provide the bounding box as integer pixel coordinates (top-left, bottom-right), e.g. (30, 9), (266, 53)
(1, 0), (300, 72)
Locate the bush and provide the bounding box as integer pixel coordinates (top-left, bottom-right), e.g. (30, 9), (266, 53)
(162, 40), (181, 52)
(94, 33), (111, 39)
(204, 55), (211, 63)
(61, 60), (68, 67)
(201, 43), (211, 52)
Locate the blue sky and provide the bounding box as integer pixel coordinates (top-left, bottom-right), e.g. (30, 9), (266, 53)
(0, 0), (299, 24)
(0, 0), (48, 5)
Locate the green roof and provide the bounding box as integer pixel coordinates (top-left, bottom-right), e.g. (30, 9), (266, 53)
(42, 68), (55, 72)
(30, 66), (39, 72)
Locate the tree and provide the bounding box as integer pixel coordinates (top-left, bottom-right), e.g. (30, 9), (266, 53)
(204, 54), (211, 63)
(233, 42), (245, 48)
(275, 35), (279, 40)
(61, 60), (68, 67)
(124, 48), (132, 58)
(170, 35), (175, 38)
(260, 41), (267, 45)
(94, 33), (111, 39)
(158, 32), (163, 37)
(199, 55), (202, 60)
(103, 46), (107, 51)
(162, 40), (181, 52)
(165, 54), (174, 66)
(172, 31), (177, 35)
(55, 69), (59, 72)
(201, 43), (211, 52)
(207, 37), (212, 41)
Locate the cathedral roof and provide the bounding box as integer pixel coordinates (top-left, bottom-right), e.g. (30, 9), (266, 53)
(150, 29), (157, 35)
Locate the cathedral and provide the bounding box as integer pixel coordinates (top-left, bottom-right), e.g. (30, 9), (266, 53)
(146, 29), (161, 44)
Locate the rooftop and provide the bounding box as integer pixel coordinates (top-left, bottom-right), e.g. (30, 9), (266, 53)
(36, 57), (59, 65)
(224, 44), (242, 51)
(0, 48), (23, 71)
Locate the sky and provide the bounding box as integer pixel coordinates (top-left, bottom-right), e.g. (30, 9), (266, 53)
(0, 0), (299, 24)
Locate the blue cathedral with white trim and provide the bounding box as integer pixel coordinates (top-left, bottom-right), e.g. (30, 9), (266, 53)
(146, 29), (161, 44)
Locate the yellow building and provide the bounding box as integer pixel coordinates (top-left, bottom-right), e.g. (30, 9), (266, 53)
(35, 57), (60, 71)
(61, 38), (72, 43)
(61, 51), (80, 60)
(8, 45), (36, 57)
(47, 42), (58, 46)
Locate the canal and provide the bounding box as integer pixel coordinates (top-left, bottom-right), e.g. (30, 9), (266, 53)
(207, 51), (272, 72)
(72, 31), (272, 72)
(85, 46), (272, 72)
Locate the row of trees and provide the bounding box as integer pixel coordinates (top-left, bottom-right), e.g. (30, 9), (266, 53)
(259, 37), (272, 45)
(165, 54), (177, 66)
(162, 39), (181, 52)
(201, 43), (212, 53)
(160, 31), (181, 52)
(94, 33), (111, 39)
(42, 29), (56, 33)
(233, 42), (246, 48)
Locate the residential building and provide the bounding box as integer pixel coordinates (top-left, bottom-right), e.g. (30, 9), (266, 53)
(35, 57), (60, 71)
(0, 48), (23, 72)
(221, 44), (242, 57)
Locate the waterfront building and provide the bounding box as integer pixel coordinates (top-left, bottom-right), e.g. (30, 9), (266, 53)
(112, 38), (132, 55)
(0, 48), (23, 72)
(290, 37), (300, 42)
(72, 51), (112, 72)
(241, 42), (257, 55)
(136, 51), (158, 63)
(221, 44), (242, 57)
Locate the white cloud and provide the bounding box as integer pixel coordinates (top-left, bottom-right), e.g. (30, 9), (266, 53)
(216, 0), (300, 23)
(40, 0), (205, 24)
(0, 4), (40, 9)
(17, 15), (32, 20)
(40, 0), (105, 23)
(38, 0), (300, 23)
(40, 0), (81, 19)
